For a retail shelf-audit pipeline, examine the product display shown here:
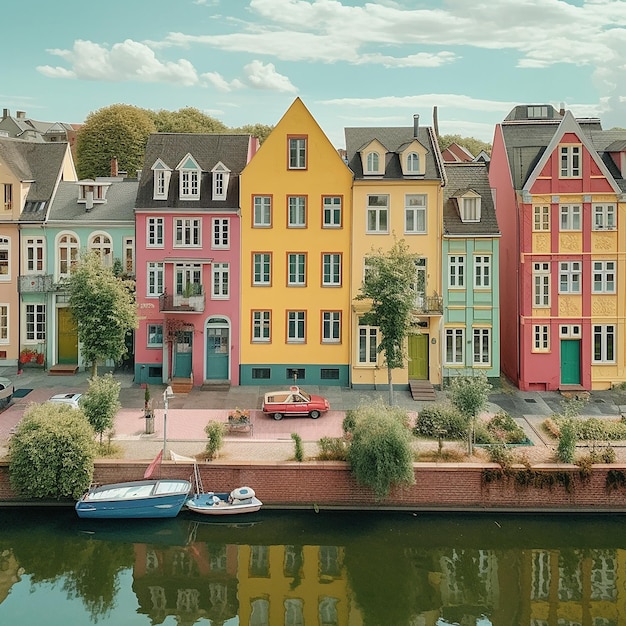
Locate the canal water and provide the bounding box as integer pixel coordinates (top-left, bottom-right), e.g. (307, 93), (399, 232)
(0, 507), (625, 625)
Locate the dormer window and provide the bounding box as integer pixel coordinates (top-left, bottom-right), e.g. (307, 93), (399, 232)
(211, 162), (230, 201)
(76, 179), (111, 209)
(366, 152), (380, 174)
(454, 189), (481, 222)
(151, 159), (171, 200)
(406, 152), (419, 172)
(176, 154), (201, 200)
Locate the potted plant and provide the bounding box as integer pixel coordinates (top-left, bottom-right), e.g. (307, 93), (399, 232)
(35, 352), (45, 365)
(228, 408), (250, 424)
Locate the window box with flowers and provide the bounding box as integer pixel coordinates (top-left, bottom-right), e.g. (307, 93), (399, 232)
(19, 348), (45, 368)
(226, 408), (253, 435)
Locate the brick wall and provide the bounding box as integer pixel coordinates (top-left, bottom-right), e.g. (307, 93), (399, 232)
(2, 461), (626, 511)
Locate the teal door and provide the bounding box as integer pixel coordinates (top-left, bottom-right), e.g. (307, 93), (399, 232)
(173, 331), (193, 378)
(206, 321), (229, 380)
(560, 340), (580, 385)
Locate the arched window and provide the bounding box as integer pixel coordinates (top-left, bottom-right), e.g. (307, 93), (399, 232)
(407, 152), (419, 172)
(58, 234), (79, 278)
(89, 233), (113, 266)
(366, 152), (379, 173)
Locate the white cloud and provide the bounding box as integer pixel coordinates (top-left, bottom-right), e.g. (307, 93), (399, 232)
(202, 71), (244, 92)
(242, 60), (297, 92)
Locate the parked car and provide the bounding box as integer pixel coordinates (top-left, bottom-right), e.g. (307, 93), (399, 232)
(261, 386), (329, 420)
(48, 393), (83, 409)
(0, 377), (14, 407)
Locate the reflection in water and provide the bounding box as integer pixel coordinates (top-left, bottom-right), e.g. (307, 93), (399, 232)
(0, 510), (626, 625)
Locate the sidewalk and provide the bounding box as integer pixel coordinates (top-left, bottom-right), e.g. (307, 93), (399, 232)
(2, 366), (626, 463)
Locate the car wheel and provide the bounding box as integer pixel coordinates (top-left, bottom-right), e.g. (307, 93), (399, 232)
(273, 413), (284, 421)
(309, 410), (321, 419)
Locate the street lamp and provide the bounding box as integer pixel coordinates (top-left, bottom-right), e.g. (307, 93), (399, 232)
(162, 385), (174, 459)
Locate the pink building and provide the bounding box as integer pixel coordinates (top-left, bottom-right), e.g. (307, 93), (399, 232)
(134, 133), (259, 389)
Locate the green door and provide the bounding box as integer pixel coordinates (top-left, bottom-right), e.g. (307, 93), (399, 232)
(173, 331), (193, 378)
(57, 307), (78, 364)
(408, 334), (429, 380)
(560, 340), (580, 385)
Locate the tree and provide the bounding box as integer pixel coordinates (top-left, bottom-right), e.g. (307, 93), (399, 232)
(9, 403), (96, 499)
(438, 133), (491, 158)
(76, 104), (156, 179)
(232, 123), (274, 143)
(68, 251), (137, 378)
(356, 238), (418, 405)
(81, 373), (121, 445)
(347, 398), (415, 500)
(151, 107), (228, 133)
(448, 374), (492, 455)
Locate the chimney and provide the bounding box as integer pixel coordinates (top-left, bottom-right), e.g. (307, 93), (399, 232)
(16, 111), (25, 119)
(110, 156), (118, 177)
(559, 102), (565, 116)
(86, 186), (94, 212)
(413, 114), (420, 138)
(2, 109), (8, 120)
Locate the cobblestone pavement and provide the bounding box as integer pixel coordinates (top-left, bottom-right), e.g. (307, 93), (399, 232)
(1, 366), (626, 464)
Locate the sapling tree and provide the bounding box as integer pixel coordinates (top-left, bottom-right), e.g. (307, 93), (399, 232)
(448, 374), (492, 455)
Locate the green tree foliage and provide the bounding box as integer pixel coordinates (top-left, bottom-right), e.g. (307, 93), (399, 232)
(81, 373), (121, 444)
(356, 238), (418, 405)
(232, 123), (274, 143)
(205, 421), (226, 460)
(68, 251), (137, 378)
(438, 133), (491, 158)
(448, 374), (492, 455)
(151, 106), (228, 133)
(76, 104), (156, 179)
(9, 403), (96, 499)
(557, 419), (577, 464)
(347, 399), (415, 500)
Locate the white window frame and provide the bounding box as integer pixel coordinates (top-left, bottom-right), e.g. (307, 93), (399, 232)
(358, 323), (378, 365)
(322, 253), (341, 286)
(322, 311), (341, 343)
(474, 256), (491, 288)
(123, 237), (134, 275)
(24, 237), (44, 274)
(533, 325), (550, 352)
(152, 160), (171, 200)
(288, 196), (306, 228)
(0, 304), (7, 342)
(593, 324), (615, 363)
(445, 328), (464, 365)
(449, 255), (465, 288)
(287, 311), (306, 343)
(533, 262), (550, 307)
(560, 324), (581, 339)
(287, 253), (306, 286)
(174, 218), (201, 247)
(147, 262), (164, 297)
(147, 323), (163, 347)
(560, 145), (581, 178)
(211, 162), (230, 201)
(0, 238), (10, 281)
(560, 205), (581, 231)
(323, 196), (342, 228)
(366, 152), (380, 174)
(559, 261), (581, 293)
(592, 260), (616, 293)
(212, 218), (229, 249)
(473, 328), (491, 365)
(253, 253), (271, 286)
(88, 232), (113, 267)
(366, 194), (389, 233)
(212, 262), (229, 299)
(533, 206), (550, 231)
(461, 196), (480, 222)
(147, 217), (164, 247)
(57, 233), (79, 279)
(288, 137), (307, 169)
(405, 194), (426, 234)
(252, 310), (271, 342)
(253, 196), (271, 227)
(25, 303), (45, 342)
(593, 204), (616, 231)
(406, 152), (419, 172)
(179, 157), (200, 200)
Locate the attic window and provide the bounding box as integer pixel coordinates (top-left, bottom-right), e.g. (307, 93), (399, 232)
(527, 106), (549, 119)
(211, 162), (230, 201)
(462, 197), (480, 222)
(151, 159), (172, 200)
(366, 152), (380, 174)
(406, 152), (419, 172)
(177, 154), (201, 200)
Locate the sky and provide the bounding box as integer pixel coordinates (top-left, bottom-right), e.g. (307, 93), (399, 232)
(3, 0), (626, 149)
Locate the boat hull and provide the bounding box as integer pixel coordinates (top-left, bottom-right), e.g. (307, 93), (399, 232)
(186, 491), (263, 516)
(75, 479), (191, 519)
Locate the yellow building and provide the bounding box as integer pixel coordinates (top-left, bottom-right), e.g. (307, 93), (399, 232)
(344, 116), (446, 390)
(239, 98), (353, 386)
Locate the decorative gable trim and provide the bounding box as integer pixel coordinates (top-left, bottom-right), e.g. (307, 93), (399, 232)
(399, 138), (428, 176)
(151, 158), (172, 200)
(211, 161), (230, 201)
(360, 139), (386, 176)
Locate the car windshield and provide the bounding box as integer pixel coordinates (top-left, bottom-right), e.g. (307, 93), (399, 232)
(299, 390), (311, 401)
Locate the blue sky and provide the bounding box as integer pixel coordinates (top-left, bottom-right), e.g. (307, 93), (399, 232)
(3, 0), (625, 148)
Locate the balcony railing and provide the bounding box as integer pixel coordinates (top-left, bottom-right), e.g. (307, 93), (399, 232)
(159, 289), (205, 313)
(414, 294), (443, 314)
(18, 274), (56, 293)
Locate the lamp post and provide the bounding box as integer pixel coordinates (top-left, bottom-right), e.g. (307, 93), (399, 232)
(162, 386), (174, 459)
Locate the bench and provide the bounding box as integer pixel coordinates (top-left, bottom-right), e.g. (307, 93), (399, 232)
(225, 419), (254, 436)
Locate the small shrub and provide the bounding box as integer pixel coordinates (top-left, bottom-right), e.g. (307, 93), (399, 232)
(488, 444), (515, 468)
(414, 403), (466, 439)
(204, 421), (226, 460)
(342, 411), (357, 435)
(557, 419), (577, 464)
(317, 437), (348, 461)
(474, 422), (495, 444)
(291, 433), (304, 462)
(602, 445), (616, 464)
(487, 411), (527, 444)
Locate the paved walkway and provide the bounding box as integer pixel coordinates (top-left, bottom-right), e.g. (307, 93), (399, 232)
(2, 366), (626, 463)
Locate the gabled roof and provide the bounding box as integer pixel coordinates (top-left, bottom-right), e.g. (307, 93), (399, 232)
(0, 137), (73, 222)
(47, 179), (137, 224)
(344, 125), (443, 181)
(135, 133), (255, 209)
(443, 163), (499, 237)
(441, 142), (475, 163)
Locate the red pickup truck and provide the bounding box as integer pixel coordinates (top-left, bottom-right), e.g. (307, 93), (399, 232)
(261, 386), (330, 420)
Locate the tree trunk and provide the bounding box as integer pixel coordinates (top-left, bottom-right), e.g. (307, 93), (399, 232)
(387, 366), (394, 406)
(90, 361), (98, 379)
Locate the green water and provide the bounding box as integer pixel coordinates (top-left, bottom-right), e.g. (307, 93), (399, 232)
(0, 508), (625, 625)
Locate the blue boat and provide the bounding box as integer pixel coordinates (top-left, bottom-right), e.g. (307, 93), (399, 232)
(75, 479), (192, 519)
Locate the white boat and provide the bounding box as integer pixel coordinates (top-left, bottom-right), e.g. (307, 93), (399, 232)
(186, 486), (263, 516)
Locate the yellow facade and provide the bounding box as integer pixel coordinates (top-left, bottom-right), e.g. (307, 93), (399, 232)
(239, 98), (353, 385)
